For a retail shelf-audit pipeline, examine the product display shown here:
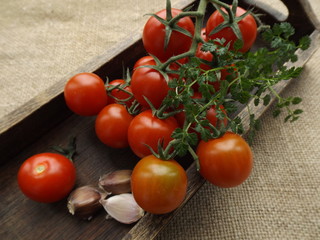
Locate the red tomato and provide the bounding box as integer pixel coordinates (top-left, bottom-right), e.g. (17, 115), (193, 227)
(197, 132), (253, 188)
(128, 110), (178, 158)
(206, 105), (228, 128)
(131, 64), (170, 109)
(133, 56), (155, 71)
(194, 44), (235, 92)
(64, 72), (108, 116)
(17, 153), (76, 203)
(107, 79), (134, 107)
(175, 92), (202, 127)
(200, 27), (207, 41)
(95, 104), (133, 148)
(175, 94), (228, 138)
(206, 6), (257, 53)
(143, 8), (195, 62)
(196, 42), (214, 71)
(131, 155), (187, 214)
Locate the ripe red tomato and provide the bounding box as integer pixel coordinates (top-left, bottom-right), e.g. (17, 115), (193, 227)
(133, 55), (155, 71)
(206, 105), (228, 128)
(196, 42), (214, 71)
(200, 27), (207, 41)
(143, 8), (195, 62)
(17, 153), (76, 203)
(175, 92), (227, 128)
(131, 155), (187, 214)
(64, 72), (108, 116)
(131, 64), (170, 109)
(107, 79), (134, 107)
(197, 132), (253, 188)
(95, 104), (133, 148)
(128, 110), (178, 158)
(206, 6), (257, 53)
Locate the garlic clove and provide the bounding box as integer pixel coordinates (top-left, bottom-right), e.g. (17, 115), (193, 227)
(98, 169), (132, 195)
(67, 185), (105, 220)
(100, 193), (144, 224)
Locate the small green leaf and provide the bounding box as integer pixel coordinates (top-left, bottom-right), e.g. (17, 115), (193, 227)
(280, 22), (295, 39)
(263, 94), (271, 106)
(299, 36), (311, 50)
(254, 97), (260, 106)
(273, 109), (281, 118)
(233, 39), (243, 51)
(284, 115), (292, 122)
(293, 109), (303, 115)
(292, 97), (302, 105)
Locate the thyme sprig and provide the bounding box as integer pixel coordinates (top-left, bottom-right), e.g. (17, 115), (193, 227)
(160, 20), (310, 154)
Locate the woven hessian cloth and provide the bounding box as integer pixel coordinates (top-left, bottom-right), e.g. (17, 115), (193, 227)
(1, 0), (319, 239)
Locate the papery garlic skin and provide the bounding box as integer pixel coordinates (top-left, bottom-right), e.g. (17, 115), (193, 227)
(67, 185), (104, 220)
(100, 193), (144, 224)
(98, 169), (132, 195)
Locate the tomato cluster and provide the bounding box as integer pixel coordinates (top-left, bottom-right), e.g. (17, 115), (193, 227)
(18, 2), (256, 214)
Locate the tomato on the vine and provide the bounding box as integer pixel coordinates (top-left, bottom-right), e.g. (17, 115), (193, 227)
(196, 132), (253, 188)
(175, 93), (228, 138)
(107, 79), (134, 107)
(95, 104), (133, 148)
(128, 110), (178, 158)
(64, 72), (108, 116)
(143, 8), (195, 62)
(131, 155), (187, 214)
(17, 153), (76, 203)
(206, 6), (257, 53)
(131, 64), (170, 109)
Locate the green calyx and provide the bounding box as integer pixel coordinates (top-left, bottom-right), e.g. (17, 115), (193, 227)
(51, 136), (77, 161)
(146, 0), (195, 51)
(208, 0), (253, 42)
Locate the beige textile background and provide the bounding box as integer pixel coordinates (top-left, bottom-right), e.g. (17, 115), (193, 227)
(1, 0), (320, 239)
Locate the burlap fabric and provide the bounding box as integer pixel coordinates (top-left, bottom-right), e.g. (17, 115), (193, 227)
(1, 0), (319, 239)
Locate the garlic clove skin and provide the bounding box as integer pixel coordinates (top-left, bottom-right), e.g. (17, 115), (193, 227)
(100, 193), (144, 224)
(67, 185), (105, 220)
(98, 169), (132, 195)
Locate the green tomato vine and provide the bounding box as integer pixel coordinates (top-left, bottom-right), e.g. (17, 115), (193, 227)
(112, 0), (311, 162)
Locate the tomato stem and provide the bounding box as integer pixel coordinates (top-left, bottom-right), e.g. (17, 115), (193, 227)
(51, 136), (76, 161)
(188, 145), (200, 171)
(159, 0), (209, 71)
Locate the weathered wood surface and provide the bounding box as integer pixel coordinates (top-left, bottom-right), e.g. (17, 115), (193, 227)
(0, 0), (319, 239)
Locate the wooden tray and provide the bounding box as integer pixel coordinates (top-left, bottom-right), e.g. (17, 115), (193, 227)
(1, 0), (319, 239)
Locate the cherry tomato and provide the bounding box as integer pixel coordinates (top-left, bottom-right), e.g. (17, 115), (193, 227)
(95, 104), (133, 148)
(64, 72), (108, 116)
(197, 132), (253, 188)
(143, 8), (195, 62)
(175, 91), (202, 127)
(17, 153), (76, 203)
(206, 105), (228, 128)
(128, 110), (178, 158)
(131, 64), (170, 109)
(200, 27), (207, 41)
(131, 155), (187, 214)
(206, 6), (257, 53)
(175, 92), (227, 129)
(195, 42), (214, 71)
(133, 55), (155, 71)
(107, 79), (134, 107)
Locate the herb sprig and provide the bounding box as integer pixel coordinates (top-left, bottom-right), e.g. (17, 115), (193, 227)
(160, 21), (310, 153)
